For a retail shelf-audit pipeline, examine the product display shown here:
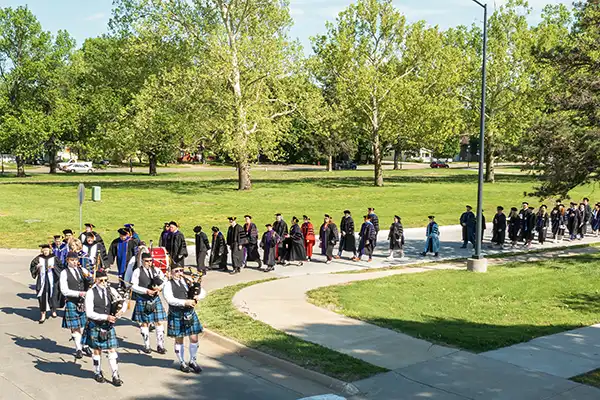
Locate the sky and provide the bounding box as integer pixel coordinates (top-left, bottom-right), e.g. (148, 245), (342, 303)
(2, 0), (572, 52)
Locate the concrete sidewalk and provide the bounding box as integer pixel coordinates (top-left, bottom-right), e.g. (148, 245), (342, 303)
(233, 247), (600, 399)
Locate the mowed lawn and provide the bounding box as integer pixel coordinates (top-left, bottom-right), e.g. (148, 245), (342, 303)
(0, 167), (595, 248)
(307, 254), (600, 353)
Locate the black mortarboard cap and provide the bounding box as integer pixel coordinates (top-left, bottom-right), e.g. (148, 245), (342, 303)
(275, 213), (282, 217)
(324, 214), (330, 218)
(394, 215), (401, 220)
(39, 244), (51, 249)
(265, 223), (272, 227)
(303, 215), (309, 220)
(84, 223), (95, 228)
(53, 235), (61, 239)
(168, 221), (178, 227)
(343, 210), (351, 214)
(193, 225), (202, 233)
(118, 228), (128, 235)
(497, 206), (504, 211)
(66, 251), (79, 259)
(211, 226), (219, 232)
(244, 215), (252, 219)
(227, 216), (236, 221)
(428, 215), (435, 219)
(62, 229), (73, 235)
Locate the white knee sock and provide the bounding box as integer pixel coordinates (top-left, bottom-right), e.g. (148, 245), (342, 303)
(174, 343), (185, 363)
(72, 332), (82, 351)
(156, 325), (165, 348)
(189, 342), (198, 362)
(140, 326), (150, 348)
(108, 352), (119, 377)
(92, 354), (102, 374)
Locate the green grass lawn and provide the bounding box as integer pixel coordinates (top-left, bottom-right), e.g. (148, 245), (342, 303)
(307, 253), (600, 353)
(0, 167), (594, 248)
(572, 369), (600, 388)
(196, 280), (388, 382)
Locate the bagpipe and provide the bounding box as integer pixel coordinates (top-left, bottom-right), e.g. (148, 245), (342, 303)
(185, 267), (203, 301)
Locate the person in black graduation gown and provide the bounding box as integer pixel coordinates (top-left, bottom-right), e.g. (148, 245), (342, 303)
(508, 207), (520, 247)
(491, 206), (507, 247)
(81, 232), (109, 273)
(209, 227), (228, 271)
(550, 200), (562, 240)
(567, 202), (579, 240)
(337, 210), (357, 259)
(536, 205), (550, 244)
(227, 217), (247, 274)
(319, 214), (339, 264)
(159, 222), (171, 248)
(460, 205), (476, 248)
(285, 217), (306, 266)
(367, 207), (379, 247)
(243, 215), (262, 268)
(193, 226), (210, 274)
(30, 244), (62, 323)
(79, 223), (104, 247)
(167, 221), (188, 267)
(108, 228), (138, 288)
(260, 224), (279, 272)
(273, 213), (288, 263)
(525, 207), (536, 247)
(386, 215), (404, 260)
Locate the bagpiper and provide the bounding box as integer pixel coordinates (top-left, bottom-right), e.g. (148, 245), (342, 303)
(83, 270), (127, 386)
(130, 253), (167, 354)
(163, 264), (205, 373)
(59, 251), (93, 358)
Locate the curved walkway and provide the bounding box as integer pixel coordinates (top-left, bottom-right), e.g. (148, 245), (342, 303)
(233, 247), (600, 399)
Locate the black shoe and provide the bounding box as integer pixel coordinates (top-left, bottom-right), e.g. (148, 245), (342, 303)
(38, 319), (45, 324)
(460, 245), (467, 249)
(142, 346), (151, 354)
(75, 349), (83, 359)
(180, 362), (190, 373)
(434, 253), (439, 257)
(265, 266), (274, 272)
(94, 372), (105, 383)
(112, 374), (123, 387)
(157, 346), (166, 355)
(83, 346), (93, 357)
(189, 361), (202, 374)
(421, 252), (426, 256)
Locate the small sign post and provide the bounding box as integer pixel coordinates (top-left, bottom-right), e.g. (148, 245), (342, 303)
(78, 183), (85, 232)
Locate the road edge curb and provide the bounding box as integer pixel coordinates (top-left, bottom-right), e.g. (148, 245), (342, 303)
(202, 329), (361, 397)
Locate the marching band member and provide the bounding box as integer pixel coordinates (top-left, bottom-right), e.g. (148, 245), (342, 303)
(60, 251), (93, 358)
(30, 244), (62, 323)
(130, 253), (167, 354)
(83, 270), (127, 386)
(164, 265), (205, 373)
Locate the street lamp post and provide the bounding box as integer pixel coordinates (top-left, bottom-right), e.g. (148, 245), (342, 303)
(468, 0), (488, 272)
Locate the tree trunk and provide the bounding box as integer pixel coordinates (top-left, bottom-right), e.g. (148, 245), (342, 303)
(148, 154), (157, 176)
(485, 151), (495, 183)
(49, 146), (57, 174)
(327, 154), (333, 172)
(373, 133), (383, 187)
(16, 156), (25, 177)
(238, 160), (251, 190)
(393, 149), (399, 170)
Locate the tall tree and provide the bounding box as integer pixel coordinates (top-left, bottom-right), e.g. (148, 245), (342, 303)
(0, 7), (73, 176)
(523, 1), (598, 197)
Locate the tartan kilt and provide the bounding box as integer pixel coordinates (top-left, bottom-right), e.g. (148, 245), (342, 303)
(62, 301), (87, 330)
(132, 296), (167, 324)
(167, 307), (203, 338)
(82, 320), (119, 350)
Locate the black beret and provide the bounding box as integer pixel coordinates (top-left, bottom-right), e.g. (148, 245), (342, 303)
(168, 221), (178, 227)
(193, 225), (202, 233)
(211, 226), (219, 232)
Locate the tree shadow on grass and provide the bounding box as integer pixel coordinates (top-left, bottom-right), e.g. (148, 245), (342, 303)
(560, 293), (600, 313)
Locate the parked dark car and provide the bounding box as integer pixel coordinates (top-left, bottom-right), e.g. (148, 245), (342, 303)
(334, 161), (357, 170)
(430, 160), (450, 169)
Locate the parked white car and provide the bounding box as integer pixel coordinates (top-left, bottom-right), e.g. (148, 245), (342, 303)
(58, 159), (93, 171)
(63, 163), (94, 173)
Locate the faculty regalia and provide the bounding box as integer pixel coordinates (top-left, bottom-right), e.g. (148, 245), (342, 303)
(339, 216), (357, 253)
(260, 231), (279, 267)
(159, 230), (172, 249)
(460, 211), (476, 246)
(168, 230), (188, 267)
(286, 224), (306, 262)
(209, 231), (228, 269)
(195, 231), (211, 271)
(227, 224), (246, 269)
(519, 209), (535, 242)
(81, 241), (109, 273)
(508, 214), (520, 243)
(358, 221), (376, 257)
(550, 207), (561, 238)
(492, 213), (507, 245)
(244, 223), (261, 264)
(388, 222), (404, 250)
(319, 223), (339, 260)
(60, 266), (91, 330)
(30, 254), (62, 313)
(423, 222), (440, 255)
(79, 231), (104, 247)
(273, 220), (288, 261)
(584, 204), (593, 235)
(526, 211), (536, 242)
(592, 209), (600, 232)
(301, 221), (316, 259)
(368, 213), (380, 246)
(108, 237), (138, 279)
(536, 212), (550, 244)
(567, 207), (579, 238)
(577, 208), (586, 237)
(164, 278), (203, 338)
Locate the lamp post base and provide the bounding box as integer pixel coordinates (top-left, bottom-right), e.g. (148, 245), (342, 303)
(467, 258), (488, 273)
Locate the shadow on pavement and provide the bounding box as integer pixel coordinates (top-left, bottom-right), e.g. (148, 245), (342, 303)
(1, 305), (41, 321)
